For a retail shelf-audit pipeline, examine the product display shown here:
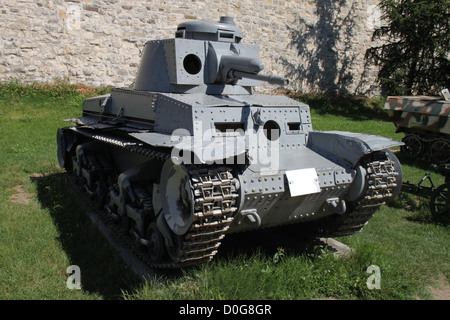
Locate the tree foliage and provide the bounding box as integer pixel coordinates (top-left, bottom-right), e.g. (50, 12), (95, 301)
(366, 0), (450, 96)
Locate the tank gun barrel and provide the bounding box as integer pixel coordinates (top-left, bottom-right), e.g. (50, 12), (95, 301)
(219, 55), (289, 86)
(231, 70), (289, 86)
(220, 55), (264, 74)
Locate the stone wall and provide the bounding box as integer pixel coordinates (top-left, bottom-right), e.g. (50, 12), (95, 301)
(0, 0), (384, 95)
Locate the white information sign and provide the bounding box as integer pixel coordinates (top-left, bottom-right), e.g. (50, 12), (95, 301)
(285, 168), (321, 197)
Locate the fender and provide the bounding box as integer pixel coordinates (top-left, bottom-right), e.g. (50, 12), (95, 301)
(131, 131), (246, 165)
(307, 130), (403, 166)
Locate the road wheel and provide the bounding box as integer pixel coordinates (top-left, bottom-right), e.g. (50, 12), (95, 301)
(401, 134), (423, 158)
(430, 140), (450, 164)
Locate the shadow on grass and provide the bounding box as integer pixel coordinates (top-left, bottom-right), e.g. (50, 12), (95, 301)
(31, 172), (145, 299)
(31, 172), (339, 297)
(217, 222), (328, 263)
(396, 153), (441, 173)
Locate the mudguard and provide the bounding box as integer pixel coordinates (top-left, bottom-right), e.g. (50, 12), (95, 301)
(130, 132), (246, 164)
(307, 131), (403, 165)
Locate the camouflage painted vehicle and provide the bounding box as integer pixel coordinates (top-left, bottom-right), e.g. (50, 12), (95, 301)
(385, 94), (450, 163)
(57, 17), (403, 268)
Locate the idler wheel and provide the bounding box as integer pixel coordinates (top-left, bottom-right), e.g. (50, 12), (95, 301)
(160, 159), (194, 235)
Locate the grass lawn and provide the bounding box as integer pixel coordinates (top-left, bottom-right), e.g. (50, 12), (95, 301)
(0, 83), (448, 301)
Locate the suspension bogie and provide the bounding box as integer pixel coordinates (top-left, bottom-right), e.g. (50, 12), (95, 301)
(70, 139), (160, 253)
(64, 134), (240, 267)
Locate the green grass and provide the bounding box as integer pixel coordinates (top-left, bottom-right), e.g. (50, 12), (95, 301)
(0, 82), (448, 300)
(0, 82), (136, 299)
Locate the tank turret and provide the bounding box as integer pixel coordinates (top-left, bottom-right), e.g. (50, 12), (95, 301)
(57, 17), (403, 268)
(133, 16), (287, 94)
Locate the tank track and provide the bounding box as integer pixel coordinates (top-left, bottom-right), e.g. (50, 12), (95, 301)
(166, 168), (238, 265)
(323, 151), (400, 237)
(69, 127), (238, 269)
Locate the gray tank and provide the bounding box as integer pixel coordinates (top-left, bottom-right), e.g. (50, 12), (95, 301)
(57, 17), (403, 268)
